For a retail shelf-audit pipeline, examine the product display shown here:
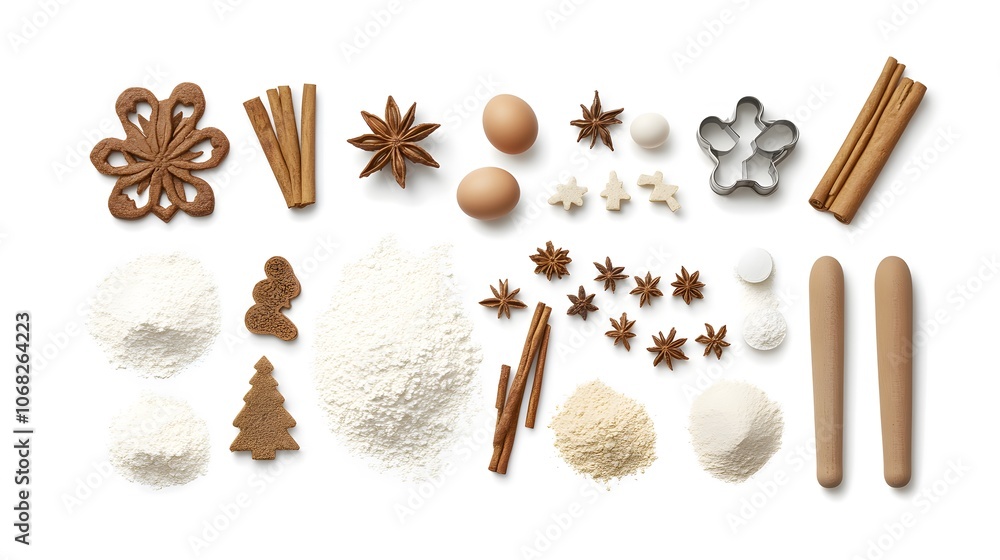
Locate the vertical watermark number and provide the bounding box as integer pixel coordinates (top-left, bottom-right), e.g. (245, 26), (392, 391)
(13, 312), (32, 546)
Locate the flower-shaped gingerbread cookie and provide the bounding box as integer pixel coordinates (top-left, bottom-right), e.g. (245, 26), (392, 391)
(696, 96), (798, 196)
(90, 83), (229, 221)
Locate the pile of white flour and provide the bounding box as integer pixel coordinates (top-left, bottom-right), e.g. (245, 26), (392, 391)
(314, 238), (482, 480)
(550, 380), (657, 484)
(108, 393), (210, 488)
(689, 380), (783, 483)
(88, 253), (221, 378)
(737, 263), (787, 351)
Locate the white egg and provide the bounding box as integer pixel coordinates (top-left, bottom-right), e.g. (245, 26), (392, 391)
(630, 113), (670, 149)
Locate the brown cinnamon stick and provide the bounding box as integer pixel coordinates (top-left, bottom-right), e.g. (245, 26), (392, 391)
(495, 364), (510, 427)
(824, 63), (905, 207)
(266, 88), (285, 142)
(277, 86), (302, 207)
(244, 97), (293, 207)
(492, 303), (543, 445)
(496, 306), (550, 474)
(300, 84), (317, 207)
(811, 57), (902, 210)
(489, 303), (543, 472)
(496, 390), (524, 475)
(525, 324), (550, 429)
(490, 303), (551, 474)
(810, 57), (927, 224)
(829, 79), (926, 224)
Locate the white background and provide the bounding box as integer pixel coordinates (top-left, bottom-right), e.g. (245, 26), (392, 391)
(2, 0), (996, 558)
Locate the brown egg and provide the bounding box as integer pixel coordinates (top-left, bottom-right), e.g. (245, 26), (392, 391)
(457, 167), (520, 220)
(482, 94), (538, 155)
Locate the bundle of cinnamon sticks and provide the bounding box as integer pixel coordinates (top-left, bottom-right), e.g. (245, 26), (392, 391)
(244, 84), (317, 208)
(810, 57), (926, 224)
(489, 302), (552, 474)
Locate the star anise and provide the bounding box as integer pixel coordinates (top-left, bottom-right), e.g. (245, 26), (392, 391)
(606, 312), (636, 351)
(90, 83), (230, 222)
(671, 266), (705, 305)
(696, 323), (730, 359)
(346, 96), (440, 188)
(594, 257), (627, 293)
(570, 90), (624, 150)
(647, 328), (688, 370)
(530, 241), (572, 280)
(566, 286), (598, 320)
(630, 272), (663, 307)
(479, 279), (528, 319)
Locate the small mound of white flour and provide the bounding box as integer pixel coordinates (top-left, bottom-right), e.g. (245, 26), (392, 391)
(87, 253), (221, 378)
(108, 393), (210, 488)
(689, 380), (783, 483)
(743, 309), (787, 350)
(735, 252), (787, 351)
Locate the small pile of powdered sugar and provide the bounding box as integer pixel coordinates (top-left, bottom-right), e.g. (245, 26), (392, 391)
(689, 380), (783, 483)
(735, 250), (787, 350)
(88, 253), (221, 378)
(108, 393), (210, 488)
(550, 379), (657, 484)
(743, 309), (787, 351)
(314, 237), (482, 480)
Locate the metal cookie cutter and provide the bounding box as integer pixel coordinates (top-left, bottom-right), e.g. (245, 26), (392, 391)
(696, 96), (799, 196)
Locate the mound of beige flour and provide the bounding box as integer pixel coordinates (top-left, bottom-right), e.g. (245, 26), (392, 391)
(550, 379), (657, 483)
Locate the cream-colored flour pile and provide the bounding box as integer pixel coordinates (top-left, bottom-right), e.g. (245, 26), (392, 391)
(314, 238), (482, 480)
(550, 380), (657, 483)
(689, 380), (783, 483)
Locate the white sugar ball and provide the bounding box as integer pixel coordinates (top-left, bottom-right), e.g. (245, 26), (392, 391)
(630, 113), (670, 149)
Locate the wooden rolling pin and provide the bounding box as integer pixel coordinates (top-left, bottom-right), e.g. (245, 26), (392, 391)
(875, 256), (912, 488)
(809, 257), (844, 488)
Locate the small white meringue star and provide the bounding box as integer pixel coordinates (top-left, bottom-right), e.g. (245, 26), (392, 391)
(548, 177), (588, 210)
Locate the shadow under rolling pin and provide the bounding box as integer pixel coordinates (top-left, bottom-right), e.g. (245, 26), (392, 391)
(875, 256), (913, 488)
(810, 256), (844, 488)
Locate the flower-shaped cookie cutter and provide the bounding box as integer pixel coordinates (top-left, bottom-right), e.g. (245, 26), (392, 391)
(696, 96), (798, 196)
(90, 83), (229, 221)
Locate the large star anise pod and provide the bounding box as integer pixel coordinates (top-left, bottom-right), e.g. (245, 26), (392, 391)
(530, 241), (572, 280)
(647, 328), (688, 370)
(479, 279), (527, 319)
(570, 90), (624, 151)
(606, 312), (636, 351)
(630, 272), (663, 307)
(671, 266), (705, 305)
(347, 96), (440, 188)
(566, 286), (598, 320)
(90, 83), (230, 222)
(594, 257), (627, 293)
(696, 323), (730, 359)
